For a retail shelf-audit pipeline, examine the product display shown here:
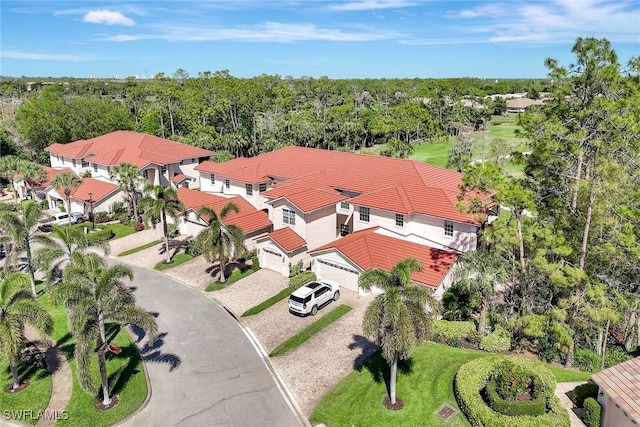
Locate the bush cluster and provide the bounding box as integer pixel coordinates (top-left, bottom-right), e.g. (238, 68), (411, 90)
(572, 382), (599, 408)
(93, 211), (111, 224)
(289, 271), (316, 290)
(485, 378), (546, 416)
(86, 229), (115, 245)
(604, 346), (632, 368)
(480, 327), (511, 353)
(574, 348), (600, 372)
(432, 320), (476, 347)
(454, 355), (570, 427)
(582, 397), (601, 427)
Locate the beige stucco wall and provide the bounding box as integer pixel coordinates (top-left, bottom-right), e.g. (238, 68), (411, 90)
(599, 389), (637, 427)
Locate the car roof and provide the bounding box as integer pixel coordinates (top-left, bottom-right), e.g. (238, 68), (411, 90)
(290, 281), (327, 297)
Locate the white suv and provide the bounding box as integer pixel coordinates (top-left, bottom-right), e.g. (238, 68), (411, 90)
(38, 212), (82, 231)
(289, 280), (340, 316)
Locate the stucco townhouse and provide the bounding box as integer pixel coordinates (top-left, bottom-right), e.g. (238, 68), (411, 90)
(38, 130), (213, 214)
(192, 146), (497, 297)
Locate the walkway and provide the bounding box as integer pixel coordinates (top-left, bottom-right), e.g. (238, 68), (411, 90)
(555, 381), (588, 427)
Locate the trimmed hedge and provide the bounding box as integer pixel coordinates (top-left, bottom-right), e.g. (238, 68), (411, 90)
(572, 382), (599, 408)
(86, 229), (115, 245)
(485, 379), (546, 416)
(455, 355), (570, 427)
(480, 327), (511, 353)
(432, 320), (476, 347)
(583, 397), (601, 427)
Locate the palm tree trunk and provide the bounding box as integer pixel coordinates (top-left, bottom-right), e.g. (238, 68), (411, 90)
(10, 178), (17, 205)
(477, 302), (487, 333)
(10, 362), (20, 389)
(25, 237), (37, 297)
(66, 196), (72, 225)
(162, 209), (170, 263)
(601, 319), (610, 370)
(219, 255), (226, 283)
(98, 313), (111, 406)
(132, 190), (139, 224)
(565, 341), (574, 368)
(390, 353), (398, 405)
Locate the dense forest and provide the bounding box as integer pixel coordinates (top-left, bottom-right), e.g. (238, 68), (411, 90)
(0, 72), (545, 162)
(1, 37), (639, 373)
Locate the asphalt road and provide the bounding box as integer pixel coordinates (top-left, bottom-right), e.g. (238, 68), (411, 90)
(115, 262), (303, 427)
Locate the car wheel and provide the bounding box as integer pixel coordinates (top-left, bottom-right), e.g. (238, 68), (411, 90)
(310, 305), (318, 316)
(333, 291), (340, 301)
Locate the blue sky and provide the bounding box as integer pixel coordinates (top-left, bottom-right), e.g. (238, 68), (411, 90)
(1, 0), (638, 79)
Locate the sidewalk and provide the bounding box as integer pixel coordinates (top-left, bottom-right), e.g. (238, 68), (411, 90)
(555, 381), (588, 427)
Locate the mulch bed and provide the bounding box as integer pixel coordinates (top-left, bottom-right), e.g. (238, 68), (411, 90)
(382, 395), (404, 410)
(4, 381), (29, 393)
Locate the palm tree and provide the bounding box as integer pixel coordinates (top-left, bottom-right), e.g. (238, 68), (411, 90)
(51, 172), (82, 225)
(110, 163), (145, 223)
(0, 156), (46, 205)
(193, 203), (244, 283)
(359, 258), (440, 407)
(0, 272), (53, 391)
(0, 200), (57, 297)
(53, 253), (157, 407)
(454, 249), (508, 333)
(33, 224), (110, 285)
(138, 185), (184, 263)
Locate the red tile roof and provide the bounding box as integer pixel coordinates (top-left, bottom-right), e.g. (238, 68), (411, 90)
(176, 188), (271, 234)
(171, 173), (188, 183)
(592, 357), (640, 423)
(45, 131), (213, 169)
(40, 166), (74, 187)
(271, 188), (347, 213)
(66, 178), (120, 203)
(260, 227), (307, 253)
(310, 227), (459, 288)
(195, 146), (481, 224)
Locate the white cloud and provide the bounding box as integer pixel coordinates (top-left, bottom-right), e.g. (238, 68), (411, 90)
(0, 50), (96, 62)
(101, 21), (403, 43)
(84, 10), (135, 26)
(328, 0), (417, 11)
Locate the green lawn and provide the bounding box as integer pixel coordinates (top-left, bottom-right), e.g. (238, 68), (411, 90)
(205, 267), (259, 291)
(118, 240), (162, 257)
(154, 253), (194, 271)
(409, 137), (452, 168)
(40, 295), (148, 427)
(0, 354), (52, 425)
(270, 305), (352, 357)
(241, 288), (292, 317)
(309, 342), (591, 427)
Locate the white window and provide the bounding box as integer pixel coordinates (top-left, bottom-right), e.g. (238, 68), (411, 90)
(259, 182), (267, 192)
(340, 201), (350, 210)
(93, 163), (98, 173)
(210, 174), (215, 184)
(142, 169), (149, 179)
(340, 224), (350, 236)
(72, 159), (77, 167)
(359, 206), (370, 223)
(245, 183), (253, 196)
(225, 179), (230, 189)
(81, 159), (89, 168)
(444, 220), (454, 237)
(283, 208), (295, 226)
(395, 213), (404, 227)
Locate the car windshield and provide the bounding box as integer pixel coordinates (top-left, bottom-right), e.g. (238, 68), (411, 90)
(290, 295), (304, 303)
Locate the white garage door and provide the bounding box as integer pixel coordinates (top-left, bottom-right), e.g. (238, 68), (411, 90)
(315, 259), (360, 293)
(261, 248), (287, 276)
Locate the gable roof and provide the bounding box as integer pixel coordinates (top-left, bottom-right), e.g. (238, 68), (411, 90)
(195, 146), (481, 224)
(65, 178), (120, 203)
(45, 131), (213, 169)
(176, 187), (271, 234)
(310, 227), (459, 288)
(258, 227), (307, 253)
(592, 357), (640, 423)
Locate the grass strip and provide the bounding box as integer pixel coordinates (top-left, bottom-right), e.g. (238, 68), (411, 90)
(241, 288), (292, 317)
(205, 268), (259, 291)
(270, 305), (352, 357)
(118, 240), (161, 257)
(154, 253), (193, 271)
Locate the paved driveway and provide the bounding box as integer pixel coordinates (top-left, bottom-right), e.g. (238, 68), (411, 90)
(114, 262), (304, 427)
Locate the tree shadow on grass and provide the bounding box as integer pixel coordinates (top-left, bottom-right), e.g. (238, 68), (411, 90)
(350, 335), (414, 398)
(107, 342), (143, 396)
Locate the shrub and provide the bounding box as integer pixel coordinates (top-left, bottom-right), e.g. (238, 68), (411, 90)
(582, 397), (601, 427)
(480, 327), (511, 352)
(574, 348), (600, 372)
(135, 221), (144, 232)
(454, 355), (570, 427)
(116, 212), (129, 223)
(289, 259), (304, 277)
(251, 254), (260, 271)
(184, 239), (202, 257)
(604, 346), (632, 368)
(111, 201), (126, 214)
(494, 361), (536, 400)
(485, 378), (546, 417)
(166, 223), (179, 237)
(86, 229), (115, 245)
(442, 282), (481, 321)
(432, 320), (476, 347)
(289, 271), (316, 290)
(572, 382), (599, 408)
(94, 211), (110, 223)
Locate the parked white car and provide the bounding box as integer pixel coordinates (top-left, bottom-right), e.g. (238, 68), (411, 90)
(38, 212), (83, 231)
(289, 280), (340, 316)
